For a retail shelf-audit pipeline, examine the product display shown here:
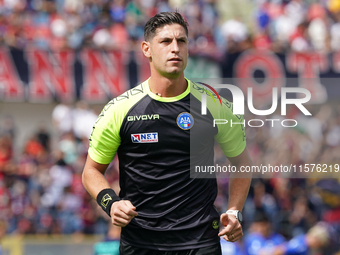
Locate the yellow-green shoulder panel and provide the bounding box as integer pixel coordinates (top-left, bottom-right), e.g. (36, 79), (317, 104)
(88, 82), (148, 164)
(190, 81), (246, 158)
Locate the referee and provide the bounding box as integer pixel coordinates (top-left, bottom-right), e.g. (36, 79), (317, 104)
(82, 12), (252, 255)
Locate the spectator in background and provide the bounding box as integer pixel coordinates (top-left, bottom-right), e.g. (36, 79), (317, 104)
(290, 21), (311, 52)
(9, 180), (30, 234)
(220, 17), (249, 53)
(57, 186), (83, 234)
(0, 219), (7, 255)
(273, 5), (297, 50)
(40, 152), (72, 208)
(285, 0), (306, 28)
(245, 180), (278, 226)
(289, 196), (318, 237)
(36, 124), (51, 152)
(0, 135), (13, 173)
(253, 7), (272, 51)
(272, 222), (330, 255)
(0, 115), (15, 140)
(50, 16), (68, 51)
(330, 10), (340, 51)
(24, 134), (45, 160)
(52, 101), (73, 136)
(244, 210), (285, 255)
(72, 100), (97, 141)
(58, 132), (78, 165)
(0, 176), (11, 225)
(307, 3), (329, 52)
(30, 0), (55, 50)
(110, 0), (126, 23)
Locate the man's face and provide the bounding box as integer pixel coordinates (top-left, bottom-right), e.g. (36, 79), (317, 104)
(143, 24), (188, 79)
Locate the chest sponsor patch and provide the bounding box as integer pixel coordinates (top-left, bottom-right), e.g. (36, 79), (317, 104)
(131, 132), (158, 143)
(177, 112), (194, 130)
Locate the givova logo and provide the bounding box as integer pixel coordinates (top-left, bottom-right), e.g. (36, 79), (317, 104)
(177, 112), (194, 130)
(131, 133), (158, 143)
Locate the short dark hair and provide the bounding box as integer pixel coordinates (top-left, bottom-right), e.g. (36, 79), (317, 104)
(144, 12), (188, 41)
(253, 209), (269, 223)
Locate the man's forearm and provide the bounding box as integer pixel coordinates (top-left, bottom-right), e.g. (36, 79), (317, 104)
(82, 167), (111, 199)
(82, 155), (137, 224)
(219, 148), (252, 241)
(227, 148), (252, 211)
(227, 177), (251, 211)
(82, 155), (111, 199)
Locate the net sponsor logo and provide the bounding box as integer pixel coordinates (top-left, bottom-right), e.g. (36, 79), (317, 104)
(131, 132), (158, 143)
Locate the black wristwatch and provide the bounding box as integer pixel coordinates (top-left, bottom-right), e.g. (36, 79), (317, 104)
(226, 210), (243, 223)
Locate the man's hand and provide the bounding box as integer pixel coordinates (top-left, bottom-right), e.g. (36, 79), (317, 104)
(110, 200), (138, 227)
(218, 212), (243, 242)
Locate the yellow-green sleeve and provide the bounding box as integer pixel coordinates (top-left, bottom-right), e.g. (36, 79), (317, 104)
(88, 100), (121, 164)
(214, 98), (246, 157)
(190, 81), (246, 158)
(88, 83), (148, 164)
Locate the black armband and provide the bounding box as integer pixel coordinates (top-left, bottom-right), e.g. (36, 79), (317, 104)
(96, 188), (121, 217)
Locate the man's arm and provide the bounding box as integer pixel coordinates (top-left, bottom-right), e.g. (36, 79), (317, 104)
(218, 148), (252, 242)
(226, 148), (252, 211)
(82, 155), (138, 227)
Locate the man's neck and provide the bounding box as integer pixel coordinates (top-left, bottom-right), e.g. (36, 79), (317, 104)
(148, 72), (188, 98)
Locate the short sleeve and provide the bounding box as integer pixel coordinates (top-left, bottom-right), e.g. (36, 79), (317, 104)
(214, 98), (246, 158)
(88, 102), (121, 164)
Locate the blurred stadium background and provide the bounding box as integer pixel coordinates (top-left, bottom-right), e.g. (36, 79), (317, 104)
(0, 0), (340, 254)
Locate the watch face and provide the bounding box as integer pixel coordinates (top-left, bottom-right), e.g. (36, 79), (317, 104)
(237, 211), (243, 222)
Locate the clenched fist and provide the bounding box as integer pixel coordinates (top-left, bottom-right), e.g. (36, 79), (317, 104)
(110, 200), (138, 227)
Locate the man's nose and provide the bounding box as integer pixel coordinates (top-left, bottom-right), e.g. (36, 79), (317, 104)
(171, 40), (180, 53)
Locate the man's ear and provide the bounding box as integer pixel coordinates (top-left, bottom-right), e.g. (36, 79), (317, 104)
(142, 41), (151, 58)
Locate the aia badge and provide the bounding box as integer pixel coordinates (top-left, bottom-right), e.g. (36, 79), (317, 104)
(177, 112), (194, 130)
(131, 133), (158, 143)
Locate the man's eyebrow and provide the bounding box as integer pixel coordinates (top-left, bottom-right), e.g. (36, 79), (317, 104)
(158, 37), (172, 41)
(158, 36), (187, 41)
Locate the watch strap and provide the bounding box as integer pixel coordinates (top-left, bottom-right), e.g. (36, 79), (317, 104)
(226, 210), (242, 223)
